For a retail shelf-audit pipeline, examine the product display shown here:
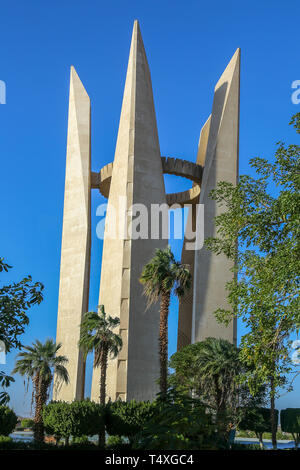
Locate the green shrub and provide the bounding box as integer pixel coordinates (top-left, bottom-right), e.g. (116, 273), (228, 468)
(0, 406), (18, 436)
(132, 390), (218, 450)
(106, 434), (132, 450)
(105, 399), (155, 442)
(21, 418), (34, 429)
(238, 407), (278, 448)
(43, 400), (104, 443)
(280, 408), (300, 449)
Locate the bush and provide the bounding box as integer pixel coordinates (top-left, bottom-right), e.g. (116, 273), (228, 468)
(280, 408), (300, 449)
(21, 418), (34, 429)
(238, 407), (278, 448)
(106, 435), (132, 450)
(42, 400), (104, 444)
(0, 406), (18, 436)
(132, 390), (218, 450)
(105, 400), (155, 442)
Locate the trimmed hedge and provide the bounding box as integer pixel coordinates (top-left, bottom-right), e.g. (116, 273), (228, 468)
(280, 408), (300, 449)
(105, 400), (155, 441)
(42, 400), (104, 442)
(238, 407), (278, 448)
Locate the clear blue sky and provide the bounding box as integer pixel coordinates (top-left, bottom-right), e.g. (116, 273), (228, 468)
(0, 0), (299, 416)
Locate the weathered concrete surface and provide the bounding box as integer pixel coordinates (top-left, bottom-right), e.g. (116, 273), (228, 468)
(91, 20), (167, 402)
(192, 49), (240, 344)
(177, 116), (211, 349)
(54, 67), (91, 401)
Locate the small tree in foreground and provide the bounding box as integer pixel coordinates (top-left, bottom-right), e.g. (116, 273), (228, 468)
(43, 400), (104, 446)
(106, 400), (155, 444)
(13, 339), (69, 443)
(280, 408), (300, 449)
(0, 405), (17, 436)
(140, 246), (191, 394)
(238, 407), (278, 449)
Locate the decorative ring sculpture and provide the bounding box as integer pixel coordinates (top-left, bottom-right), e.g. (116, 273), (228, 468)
(91, 157), (203, 207)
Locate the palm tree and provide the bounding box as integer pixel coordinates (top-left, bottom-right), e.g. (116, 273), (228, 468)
(195, 338), (241, 418)
(140, 246), (191, 394)
(13, 339), (69, 443)
(79, 305), (122, 405)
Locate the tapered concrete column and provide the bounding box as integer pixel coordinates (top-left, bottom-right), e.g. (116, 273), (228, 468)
(91, 21), (167, 402)
(192, 49), (240, 344)
(177, 116), (211, 349)
(54, 67), (91, 401)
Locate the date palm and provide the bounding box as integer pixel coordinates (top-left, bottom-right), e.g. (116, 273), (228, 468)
(13, 339), (69, 443)
(79, 305), (122, 405)
(140, 246), (191, 394)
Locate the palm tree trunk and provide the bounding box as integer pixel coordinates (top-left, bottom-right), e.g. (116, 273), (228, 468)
(159, 291), (170, 394)
(98, 346), (108, 448)
(100, 347), (108, 405)
(33, 373), (44, 444)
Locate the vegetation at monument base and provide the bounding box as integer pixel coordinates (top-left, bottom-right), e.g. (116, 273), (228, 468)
(169, 338), (268, 441)
(0, 257), (44, 405)
(12, 339), (69, 443)
(140, 246), (192, 394)
(205, 113), (300, 449)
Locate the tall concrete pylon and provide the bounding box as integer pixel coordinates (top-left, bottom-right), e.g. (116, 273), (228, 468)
(54, 67), (91, 401)
(191, 49), (240, 344)
(177, 115), (211, 349)
(91, 20), (167, 402)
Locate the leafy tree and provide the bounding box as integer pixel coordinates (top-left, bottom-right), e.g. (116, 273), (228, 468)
(280, 408), (300, 449)
(43, 400), (104, 446)
(239, 407), (278, 449)
(0, 258), (44, 404)
(133, 390), (216, 450)
(13, 339), (69, 444)
(106, 400), (155, 444)
(0, 405), (18, 436)
(169, 338), (266, 439)
(205, 114), (300, 449)
(79, 305), (122, 406)
(140, 246), (191, 394)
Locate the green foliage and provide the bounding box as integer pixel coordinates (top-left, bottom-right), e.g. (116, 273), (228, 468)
(106, 399), (155, 441)
(140, 246), (192, 305)
(0, 257), (44, 404)
(280, 408), (300, 448)
(79, 306), (123, 367)
(43, 400), (104, 441)
(169, 339), (267, 436)
(231, 442), (262, 450)
(204, 114), (300, 418)
(132, 390), (218, 450)
(239, 407), (278, 435)
(0, 258), (44, 353)
(0, 406), (18, 436)
(106, 435), (132, 450)
(21, 418), (34, 429)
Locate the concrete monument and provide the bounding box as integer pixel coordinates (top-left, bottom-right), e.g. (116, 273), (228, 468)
(54, 20), (240, 402)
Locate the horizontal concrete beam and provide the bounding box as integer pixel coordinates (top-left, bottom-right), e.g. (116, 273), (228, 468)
(91, 157), (203, 206)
